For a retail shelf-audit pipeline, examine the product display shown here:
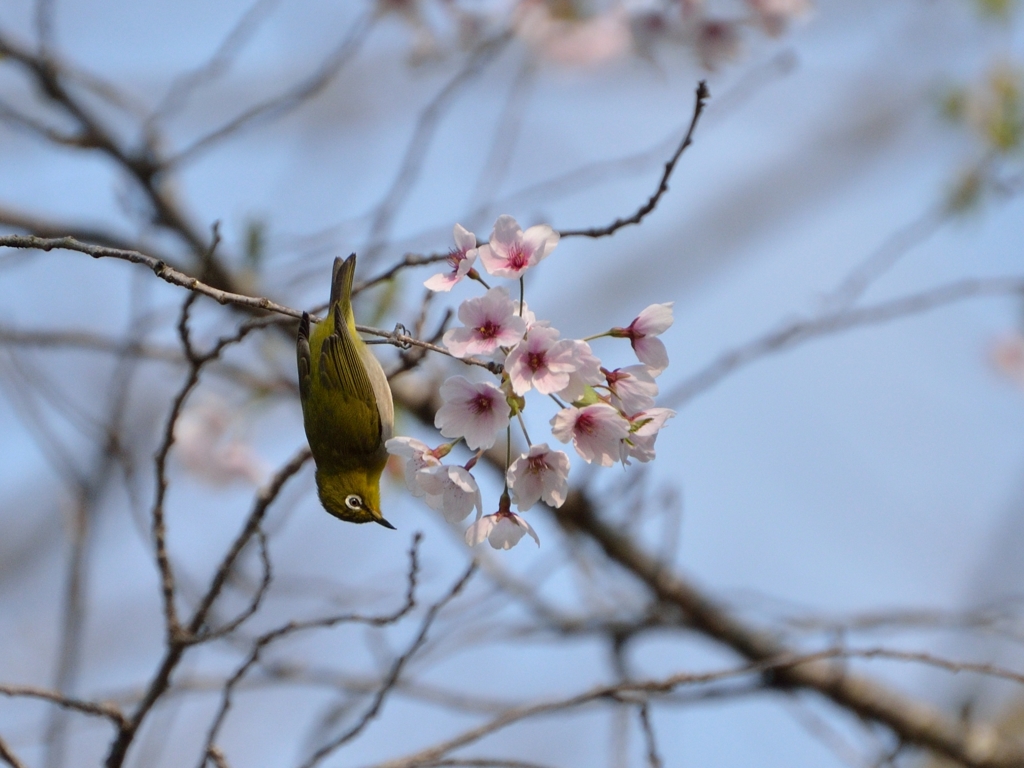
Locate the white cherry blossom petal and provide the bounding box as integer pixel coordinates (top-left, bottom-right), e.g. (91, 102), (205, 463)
(605, 364), (659, 415)
(507, 444), (571, 510)
(632, 336), (669, 374)
(478, 214), (559, 279)
(556, 340), (605, 402)
(465, 512), (540, 549)
(613, 303), (673, 374)
(385, 436), (442, 497)
(417, 464), (482, 523)
(443, 287), (526, 358)
(435, 376), (511, 450)
(550, 403), (630, 467)
(424, 223), (479, 292)
(505, 325), (578, 395)
(620, 407), (676, 464)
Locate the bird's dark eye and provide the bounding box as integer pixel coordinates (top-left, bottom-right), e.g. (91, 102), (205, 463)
(345, 494), (363, 510)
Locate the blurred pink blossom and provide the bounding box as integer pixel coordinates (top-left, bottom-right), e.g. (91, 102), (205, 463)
(514, 1), (633, 67)
(694, 19), (740, 71)
(746, 0), (811, 36)
(175, 399), (268, 486)
(991, 332), (1024, 391)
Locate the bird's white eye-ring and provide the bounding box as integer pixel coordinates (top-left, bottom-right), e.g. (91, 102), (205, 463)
(345, 494), (363, 511)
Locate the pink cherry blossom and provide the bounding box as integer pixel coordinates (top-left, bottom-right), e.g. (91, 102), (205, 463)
(477, 214), (559, 279)
(518, 301), (538, 330)
(465, 510), (540, 549)
(620, 407), (676, 464)
(604, 364), (658, 415)
(746, 0), (811, 36)
(507, 443), (570, 511)
(435, 376), (511, 450)
(175, 399), (268, 486)
(417, 464), (482, 523)
(694, 19), (740, 72)
(424, 223), (478, 292)
(514, 1), (632, 68)
(612, 303), (674, 374)
(550, 403), (630, 467)
(443, 287), (527, 358)
(991, 333), (1024, 391)
(385, 436), (443, 497)
(505, 325), (578, 395)
(556, 340), (605, 402)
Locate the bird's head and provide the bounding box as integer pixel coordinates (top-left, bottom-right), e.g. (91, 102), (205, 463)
(315, 466), (395, 529)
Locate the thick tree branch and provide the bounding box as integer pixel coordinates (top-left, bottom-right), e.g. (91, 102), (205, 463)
(555, 491), (1024, 768)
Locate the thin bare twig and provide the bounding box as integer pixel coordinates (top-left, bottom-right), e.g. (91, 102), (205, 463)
(356, 252), (454, 293)
(637, 703), (663, 768)
(556, 493), (1024, 768)
(367, 639), (1024, 768)
(0, 684), (128, 728)
(299, 563), (478, 768)
(0, 235), (298, 317)
(199, 534), (426, 768)
(667, 275), (1024, 408)
(0, 735), (28, 768)
(822, 207), (946, 311)
(558, 81), (710, 239)
(0, 30), (228, 283)
(360, 665), (762, 768)
(0, 204), (179, 266)
(103, 448), (311, 768)
(783, 696), (875, 768)
(186, 448), (311, 641)
(361, 32), (513, 263)
(0, 325), (293, 392)
(0, 236), (496, 370)
(194, 526), (273, 642)
(150, 0), (281, 124)
(169, 10), (374, 166)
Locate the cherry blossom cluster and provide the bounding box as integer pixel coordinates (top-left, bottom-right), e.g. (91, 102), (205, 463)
(375, 0), (811, 72)
(386, 215), (676, 551)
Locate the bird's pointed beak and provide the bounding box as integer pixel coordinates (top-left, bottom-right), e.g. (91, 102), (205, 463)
(374, 515), (396, 530)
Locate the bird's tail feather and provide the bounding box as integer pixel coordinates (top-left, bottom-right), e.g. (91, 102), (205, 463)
(329, 253), (357, 327)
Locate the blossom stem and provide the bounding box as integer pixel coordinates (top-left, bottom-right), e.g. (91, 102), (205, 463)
(468, 269), (491, 290)
(504, 426), (512, 492)
(582, 331), (612, 342)
(548, 393), (568, 409)
(464, 450), (482, 471)
(516, 412), (533, 448)
(518, 276), (525, 317)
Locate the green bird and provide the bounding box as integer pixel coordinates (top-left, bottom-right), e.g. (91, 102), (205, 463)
(297, 254), (396, 529)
